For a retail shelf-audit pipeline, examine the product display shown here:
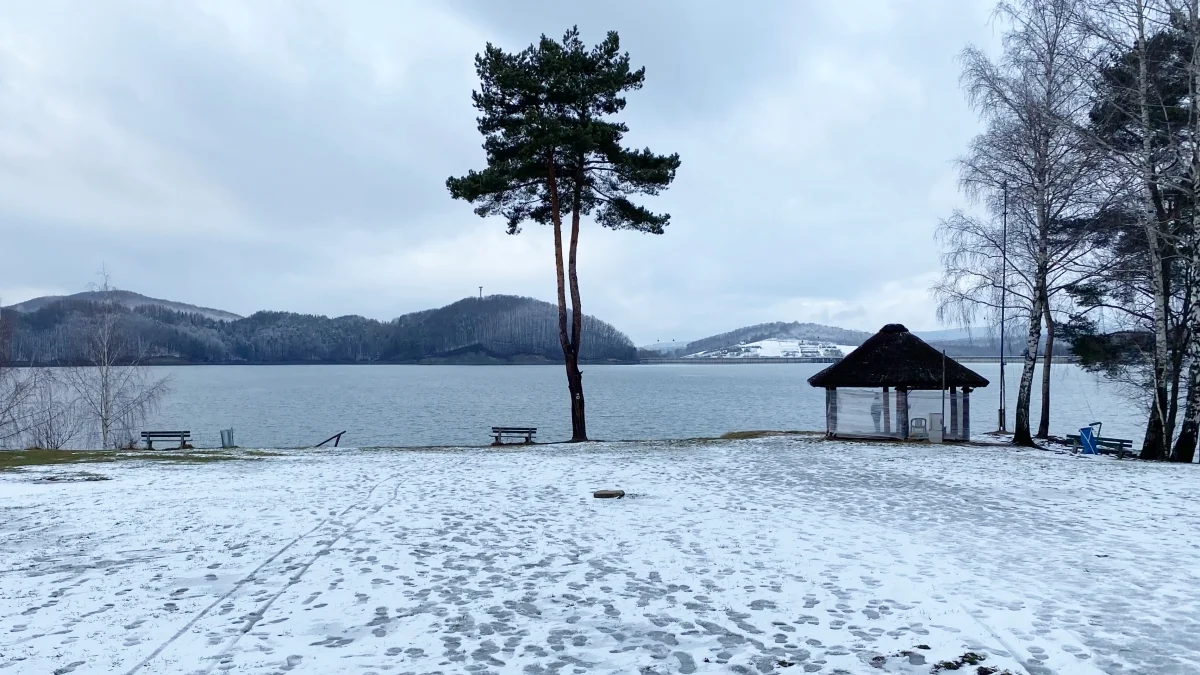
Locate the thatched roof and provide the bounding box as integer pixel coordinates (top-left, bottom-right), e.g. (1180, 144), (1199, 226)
(807, 324), (990, 389)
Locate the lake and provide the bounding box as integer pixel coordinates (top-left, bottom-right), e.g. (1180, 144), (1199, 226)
(142, 363), (1143, 448)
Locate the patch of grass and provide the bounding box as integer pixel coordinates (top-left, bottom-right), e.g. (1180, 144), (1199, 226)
(36, 470), (111, 482)
(0, 448), (120, 471)
(931, 653), (995, 674)
(0, 447), (268, 471)
(719, 430), (819, 440)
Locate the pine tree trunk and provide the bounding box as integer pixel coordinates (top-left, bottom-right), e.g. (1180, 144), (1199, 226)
(1037, 304), (1054, 439)
(566, 171), (587, 442)
(565, 349), (586, 441)
(1013, 288), (1045, 446)
(545, 155), (582, 442)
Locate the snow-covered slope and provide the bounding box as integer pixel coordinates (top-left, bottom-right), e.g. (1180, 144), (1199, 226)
(685, 337), (856, 359)
(683, 322), (871, 356)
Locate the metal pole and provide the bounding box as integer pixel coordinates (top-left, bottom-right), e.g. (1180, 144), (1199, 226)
(941, 349), (946, 436)
(999, 180), (1008, 432)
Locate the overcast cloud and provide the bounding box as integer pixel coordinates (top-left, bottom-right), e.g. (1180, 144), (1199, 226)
(0, 0), (1002, 345)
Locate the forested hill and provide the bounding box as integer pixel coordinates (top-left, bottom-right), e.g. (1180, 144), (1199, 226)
(6, 289), (243, 322)
(1, 295), (637, 365)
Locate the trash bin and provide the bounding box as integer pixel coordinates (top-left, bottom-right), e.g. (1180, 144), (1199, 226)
(928, 413), (944, 444)
(220, 428), (235, 448)
(1079, 426), (1098, 454)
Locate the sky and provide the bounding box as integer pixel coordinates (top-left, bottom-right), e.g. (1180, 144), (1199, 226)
(0, 0), (1002, 346)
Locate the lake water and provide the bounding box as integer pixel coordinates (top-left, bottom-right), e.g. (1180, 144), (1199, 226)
(141, 363), (1144, 448)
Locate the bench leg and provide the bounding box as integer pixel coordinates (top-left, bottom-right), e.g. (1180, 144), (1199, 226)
(147, 440), (154, 450)
(524, 434), (532, 444)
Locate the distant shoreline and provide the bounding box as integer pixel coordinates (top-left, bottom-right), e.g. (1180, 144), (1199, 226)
(13, 355), (1077, 367)
(639, 356), (1076, 364)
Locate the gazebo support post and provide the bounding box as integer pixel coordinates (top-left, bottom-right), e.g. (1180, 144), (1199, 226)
(882, 386), (891, 435)
(962, 387), (972, 440)
(949, 386), (960, 440)
(826, 387), (839, 437)
(897, 387), (909, 440)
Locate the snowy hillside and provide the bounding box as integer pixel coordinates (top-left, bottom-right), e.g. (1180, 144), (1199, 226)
(681, 322), (870, 357)
(685, 337), (856, 359)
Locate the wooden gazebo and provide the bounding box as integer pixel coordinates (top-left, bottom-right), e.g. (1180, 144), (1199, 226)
(807, 324), (990, 441)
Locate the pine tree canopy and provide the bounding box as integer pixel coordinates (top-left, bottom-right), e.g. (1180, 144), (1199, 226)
(446, 27), (681, 235)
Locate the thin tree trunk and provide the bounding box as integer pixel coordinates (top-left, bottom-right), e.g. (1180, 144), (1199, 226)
(1032, 42), (1052, 441)
(1014, 285), (1045, 446)
(1037, 301), (1054, 439)
(545, 154), (579, 442)
(1167, 311), (1183, 443)
(566, 163), (587, 442)
(1173, 348), (1200, 463)
(101, 362), (110, 449)
(1141, 243), (1171, 460)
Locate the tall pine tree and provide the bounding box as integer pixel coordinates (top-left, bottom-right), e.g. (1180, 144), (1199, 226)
(447, 28), (680, 441)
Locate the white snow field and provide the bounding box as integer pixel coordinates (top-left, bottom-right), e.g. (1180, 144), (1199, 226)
(2, 439), (1198, 675)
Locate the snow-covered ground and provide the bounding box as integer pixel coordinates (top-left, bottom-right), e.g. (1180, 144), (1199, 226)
(2, 439), (1198, 674)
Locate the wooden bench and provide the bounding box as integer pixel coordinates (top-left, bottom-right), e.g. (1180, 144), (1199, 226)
(141, 430), (191, 450)
(1066, 434), (1134, 458)
(491, 427), (536, 445)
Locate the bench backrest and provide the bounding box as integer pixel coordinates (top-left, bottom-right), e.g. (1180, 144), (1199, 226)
(141, 431), (191, 437)
(492, 427), (536, 433)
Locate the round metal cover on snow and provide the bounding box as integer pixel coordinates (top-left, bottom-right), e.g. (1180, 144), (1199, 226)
(593, 489), (625, 499)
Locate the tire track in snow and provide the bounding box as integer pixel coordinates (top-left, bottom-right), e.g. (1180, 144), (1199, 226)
(958, 602), (1041, 675)
(196, 472), (413, 674)
(122, 471), (403, 675)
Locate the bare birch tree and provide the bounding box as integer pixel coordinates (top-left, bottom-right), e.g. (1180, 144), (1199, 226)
(22, 369), (82, 450)
(1078, 0), (1196, 458)
(59, 271), (170, 449)
(937, 0), (1103, 445)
